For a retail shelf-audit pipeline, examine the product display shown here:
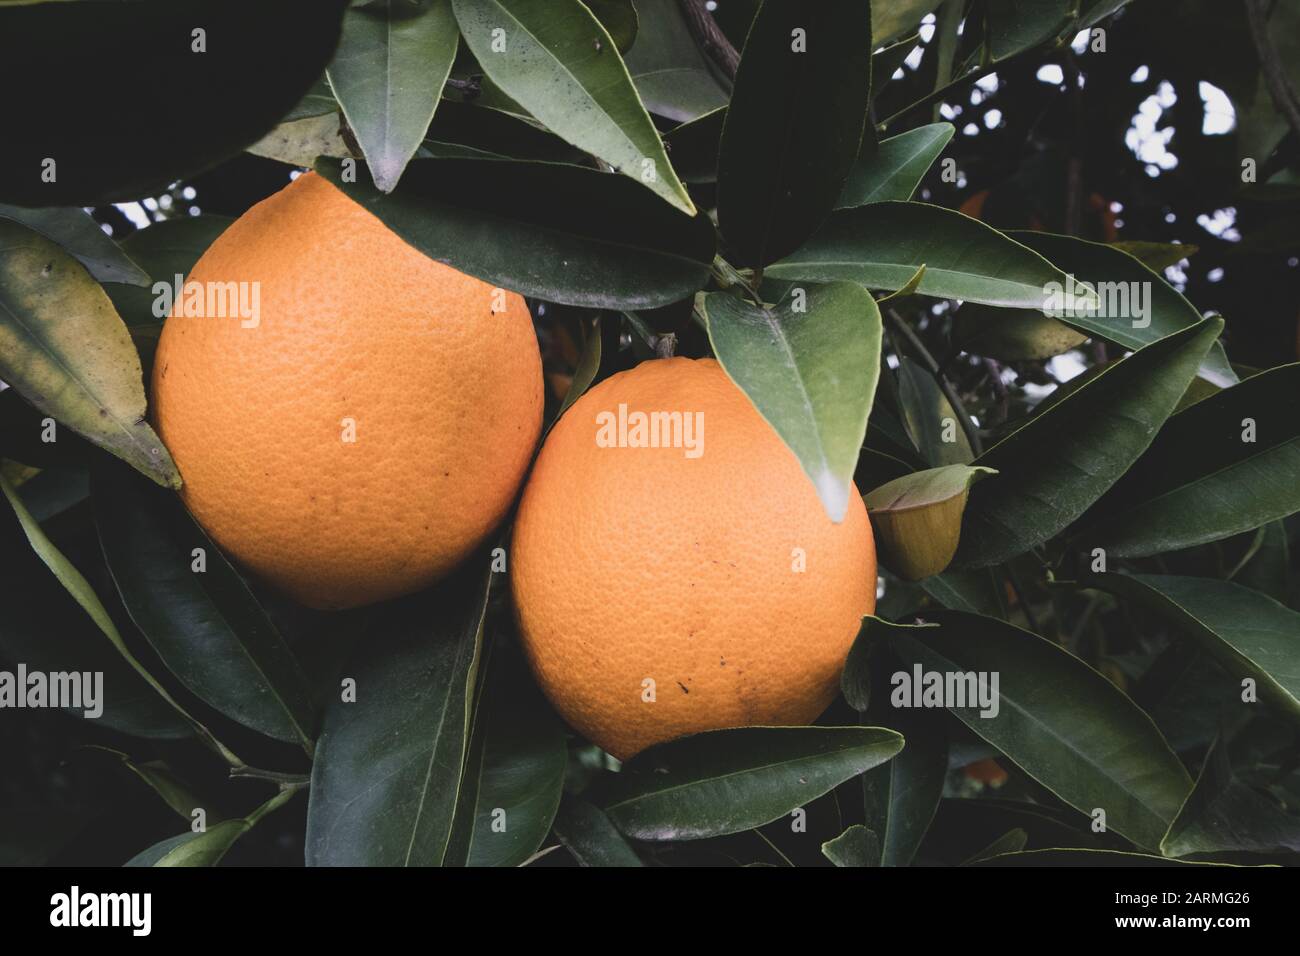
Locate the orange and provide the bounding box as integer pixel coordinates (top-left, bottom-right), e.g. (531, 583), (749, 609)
(511, 357), (875, 759)
(151, 172), (542, 609)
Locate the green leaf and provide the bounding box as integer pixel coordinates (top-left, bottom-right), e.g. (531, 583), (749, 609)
(0, 475), (189, 739)
(93, 463), (317, 751)
(87, 747), (213, 823)
(1085, 573), (1300, 722)
(327, 0), (458, 192)
(889, 610), (1192, 850)
(1111, 240), (1198, 271)
(555, 316), (602, 422)
(1010, 231), (1237, 387)
(1077, 364), (1300, 557)
(920, 568), (1007, 618)
(585, 0), (638, 53)
(822, 824), (880, 866)
(316, 156), (714, 309)
(955, 317), (1223, 568)
(452, 0), (695, 214)
(717, 0), (873, 267)
(425, 100), (585, 164)
(702, 281), (883, 521)
(447, 644), (567, 867)
(768, 203), (1095, 309)
(875, 0), (944, 45)
(126, 789), (298, 867)
(622, 0), (729, 121)
(0, 0), (348, 205)
(0, 205), (147, 286)
(895, 355), (973, 467)
(0, 221), (180, 488)
(985, 0), (1073, 62)
(951, 303), (1088, 361)
(1161, 736), (1300, 857)
(662, 106), (726, 183)
(963, 828), (1029, 864)
(1235, 521), (1291, 603)
(864, 465), (997, 580)
(837, 124), (955, 208)
(552, 797), (644, 867)
(246, 113), (351, 169)
(971, 848), (1237, 866)
(862, 708), (948, 867)
(871, 34), (921, 97)
(598, 726), (904, 841)
(306, 566), (491, 866)
(844, 620), (950, 866)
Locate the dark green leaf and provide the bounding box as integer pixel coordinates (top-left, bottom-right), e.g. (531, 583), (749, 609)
(875, 0), (944, 45)
(662, 106), (726, 183)
(962, 827), (1029, 863)
(585, 0), (638, 53)
(447, 644), (567, 867)
(769, 203), (1093, 309)
(328, 0), (459, 192)
(1077, 364), (1300, 557)
(985, 0), (1073, 62)
(895, 355), (973, 467)
(845, 623), (950, 866)
(717, 0), (873, 266)
(920, 568), (1007, 618)
(951, 303), (1088, 362)
(702, 281), (883, 521)
(126, 789), (297, 867)
(552, 796), (644, 866)
(306, 566), (491, 866)
(93, 463), (317, 750)
(821, 824), (880, 866)
(0, 221), (180, 488)
(599, 726), (903, 841)
(0, 0), (347, 205)
(837, 124), (955, 208)
(889, 610), (1192, 850)
(453, 0), (694, 213)
(1085, 573), (1300, 721)
(316, 157), (714, 309)
(971, 848), (1231, 866)
(623, 0), (729, 121)
(1161, 736), (1300, 857)
(0, 475), (188, 739)
(0, 205), (147, 286)
(955, 318), (1223, 567)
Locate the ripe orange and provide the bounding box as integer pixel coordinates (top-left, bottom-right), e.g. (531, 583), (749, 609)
(151, 172), (542, 609)
(511, 357), (876, 759)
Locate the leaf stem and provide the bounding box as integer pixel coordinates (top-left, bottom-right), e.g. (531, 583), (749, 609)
(229, 766), (311, 788)
(885, 308), (983, 456)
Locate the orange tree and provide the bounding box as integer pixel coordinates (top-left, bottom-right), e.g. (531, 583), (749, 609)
(1, 0), (1297, 867)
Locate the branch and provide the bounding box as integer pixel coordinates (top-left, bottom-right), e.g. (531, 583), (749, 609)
(1245, 0), (1300, 145)
(677, 0), (740, 82)
(885, 308), (983, 456)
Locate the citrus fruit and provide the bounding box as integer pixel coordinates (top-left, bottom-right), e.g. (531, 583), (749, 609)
(151, 171), (542, 610)
(511, 357), (876, 759)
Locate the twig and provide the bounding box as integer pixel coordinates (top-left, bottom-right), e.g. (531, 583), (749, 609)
(229, 765), (311, 788)
(885, 308), (983, 456)
(1245, 0), (1300, 144)
(677, 0), (740, 82)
